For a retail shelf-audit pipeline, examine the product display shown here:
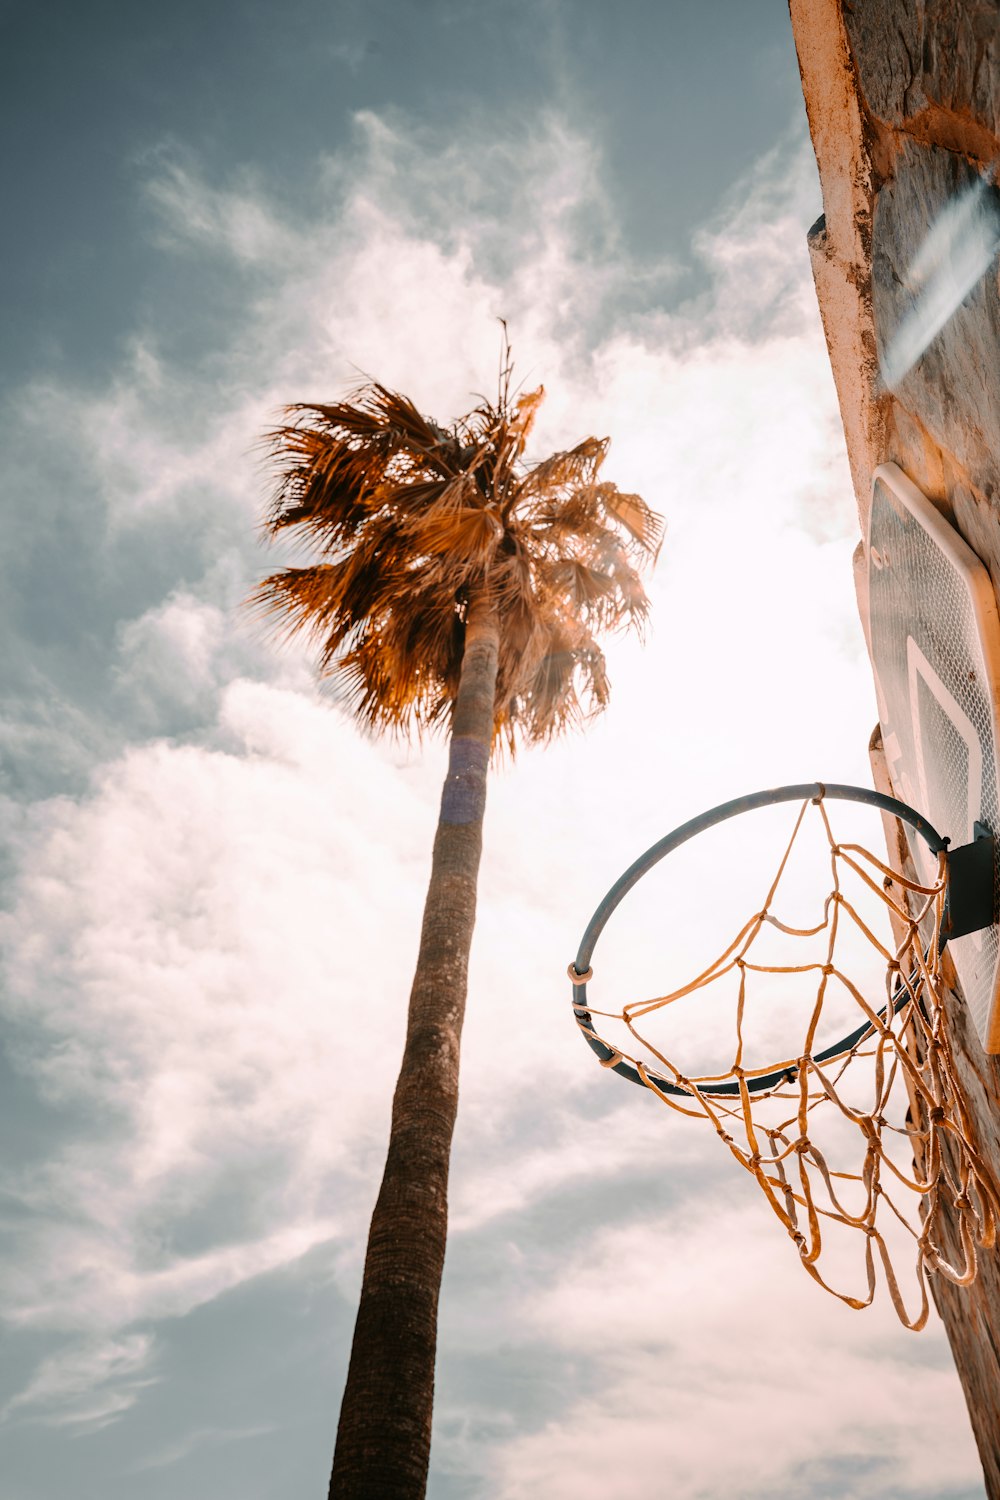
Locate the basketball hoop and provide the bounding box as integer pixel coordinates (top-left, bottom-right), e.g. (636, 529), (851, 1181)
(568, 782), (1000, 1329)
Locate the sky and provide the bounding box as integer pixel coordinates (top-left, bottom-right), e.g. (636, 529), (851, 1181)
(0, 2), (989, 1498)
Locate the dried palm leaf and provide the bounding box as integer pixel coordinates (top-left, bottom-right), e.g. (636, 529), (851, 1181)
(253, 362), (662, 751)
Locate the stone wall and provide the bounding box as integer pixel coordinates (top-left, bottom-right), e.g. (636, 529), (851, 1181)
(788, 2), (1000, 1492)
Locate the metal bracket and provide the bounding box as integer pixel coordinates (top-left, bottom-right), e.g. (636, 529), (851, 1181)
(943, 823), (997, 942)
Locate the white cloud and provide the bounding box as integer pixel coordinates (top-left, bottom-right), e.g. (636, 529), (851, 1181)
(1, 680), (438, 1331)
(144, 156), (301, 267)
(114, 593), (230, 725)
(486, 1209), (978, 1499)
(128, 1420), (276, 1474)
(0, 107), (977, 1492)
(2, 1333), (156, 1431)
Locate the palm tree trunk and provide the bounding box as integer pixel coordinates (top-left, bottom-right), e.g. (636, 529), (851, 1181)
(328, 589), (500, 1500)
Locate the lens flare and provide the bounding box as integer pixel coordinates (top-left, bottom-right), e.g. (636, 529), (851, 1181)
(880, 167), (1000, 390)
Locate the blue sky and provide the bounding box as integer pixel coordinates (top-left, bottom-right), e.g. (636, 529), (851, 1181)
(2, 0), (799, 390)
(0, 3), (988, 1497)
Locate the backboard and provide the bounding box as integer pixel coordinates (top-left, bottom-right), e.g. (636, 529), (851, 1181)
(868, 461), (1000, 1051)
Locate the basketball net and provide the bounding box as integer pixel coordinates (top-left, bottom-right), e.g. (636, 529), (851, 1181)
(578, 793), (1000, 1330)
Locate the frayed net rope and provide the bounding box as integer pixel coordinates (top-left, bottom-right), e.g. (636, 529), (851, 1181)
(578, 794), (1000, 1330)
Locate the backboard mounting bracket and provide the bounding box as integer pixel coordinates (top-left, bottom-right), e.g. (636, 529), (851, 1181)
(945, 824), (997, 942)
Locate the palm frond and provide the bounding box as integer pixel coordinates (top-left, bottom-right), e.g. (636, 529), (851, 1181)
(401, 505), (502, 571)
(252, 364), (662, 749)
(597, 485), (665, 559)
(512, 437), (608, 512)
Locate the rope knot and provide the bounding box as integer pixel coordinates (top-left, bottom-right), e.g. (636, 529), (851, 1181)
(569, 797), (976, 1328)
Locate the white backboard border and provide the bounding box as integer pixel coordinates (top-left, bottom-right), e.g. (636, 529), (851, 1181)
(868, 461), (1000, 1052)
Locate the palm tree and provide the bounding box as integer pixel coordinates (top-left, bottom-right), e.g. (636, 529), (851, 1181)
(253, 346), (662, 1500)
